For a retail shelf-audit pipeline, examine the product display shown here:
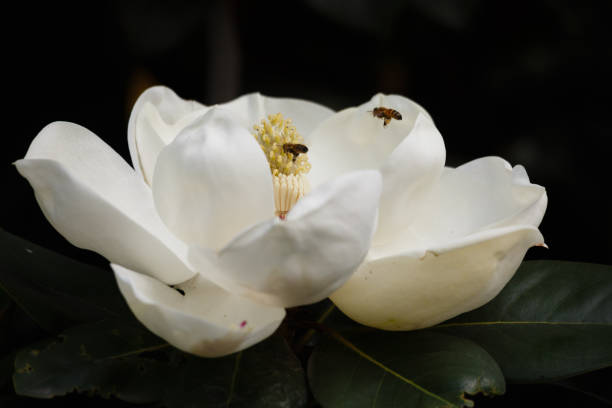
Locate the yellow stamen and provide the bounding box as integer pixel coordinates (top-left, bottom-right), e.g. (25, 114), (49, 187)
(253, 113), (311, 218)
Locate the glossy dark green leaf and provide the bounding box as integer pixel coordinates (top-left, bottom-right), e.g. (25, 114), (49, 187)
(13, 319), (167, 403)
(163, 335), (308, 408)
(308, 330), (505, 408)
(14, 318), (307, 407)
(436, 260), (612, 382)
(0, 228), (131, 332)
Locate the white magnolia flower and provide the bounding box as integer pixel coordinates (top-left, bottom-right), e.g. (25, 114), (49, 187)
(16, 86), (382, 357)
(306, 94), (547, 330)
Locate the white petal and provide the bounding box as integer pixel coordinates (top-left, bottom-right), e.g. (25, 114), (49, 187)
(331, 225), (545, 330)
(152, 108), (274, 251)
(16, 122), (194, 284)
(220, 92), (335, 139)
(128, 86), (208, 185)
(374, 114), (446, 245)
(112, 264), (285, 357)
(412, 157), (546, 241)
(307, 94), (436, 188)
(370, 157), (546, 259)
(189, 170), (382, 308)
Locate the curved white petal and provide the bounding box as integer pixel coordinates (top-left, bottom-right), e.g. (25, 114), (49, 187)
(410, 156), (546, 242)
(369, 156), (546, 260)
(112, 264), (285, 358)
(16, 122), (194, 284)
(374, 114), (446, 245)
(153, 108), (274, 251)
(189, 170), (383, 308)
(128, 86), (208, 185)
(307, 94), (437, 188)
(486, 164), (548, 229)
(331, 225), (545, 330)
(220, 92), (335, 139)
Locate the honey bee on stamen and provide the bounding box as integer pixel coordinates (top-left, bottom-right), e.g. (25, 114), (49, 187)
(282, 143), (308, 162)
(369, 107), (402, 127)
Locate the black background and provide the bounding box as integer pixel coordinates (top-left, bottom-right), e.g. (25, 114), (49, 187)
(3, 1), (612, 407)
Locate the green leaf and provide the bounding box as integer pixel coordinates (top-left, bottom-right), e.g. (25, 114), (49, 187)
(13, 319), (168, 403)
(162, 335), (308, 408)
(436, 260), (612, 382)
(14, 318), (307, 407)
(0, 228), (131, 332)
(308, 330), (505, 408)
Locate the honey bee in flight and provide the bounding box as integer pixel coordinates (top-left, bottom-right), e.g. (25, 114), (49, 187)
(283, 143), (308, 162)
(370, 107), (402, 127)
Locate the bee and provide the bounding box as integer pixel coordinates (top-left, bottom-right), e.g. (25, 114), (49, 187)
(370, 107), (402, 127)
(283, 143), (308, 162)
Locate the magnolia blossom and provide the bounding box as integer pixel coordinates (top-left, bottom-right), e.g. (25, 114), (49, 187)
(16, 86), (382, 357)
(306, 95), (547, 330)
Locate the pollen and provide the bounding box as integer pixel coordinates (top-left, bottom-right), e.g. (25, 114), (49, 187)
(253, 113), (311, 219)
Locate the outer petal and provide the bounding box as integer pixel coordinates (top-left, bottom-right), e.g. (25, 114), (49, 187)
(219, 92), (335, 139)
(331, 225), (545, 330)
(189, 170), (382, 308)
(307, 94), (439, 189)
(112, 264), (285, 357)
(371, 157), (547, 259)
(152, 108), (274, 251)
(15, 122), (194, 284)
(411, 157), (546, 242)
(485, 163), (548, 229)
(128, 86), (208, 185)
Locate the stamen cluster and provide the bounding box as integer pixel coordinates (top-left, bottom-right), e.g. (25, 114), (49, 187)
(253, 113), (311, 176)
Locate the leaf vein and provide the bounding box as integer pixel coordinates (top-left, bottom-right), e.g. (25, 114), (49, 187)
(94, 343), (170, 361)
(0, 281), (46, 331)
(371, 370), (386, 408)
(226, 351), (242, 407)
(330, 331), (456, 407)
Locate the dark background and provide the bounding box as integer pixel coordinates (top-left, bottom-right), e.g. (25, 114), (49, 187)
(3, 1), (611, 407)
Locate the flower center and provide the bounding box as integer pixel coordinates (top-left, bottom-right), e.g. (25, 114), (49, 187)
(253, 113), (311, 219)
